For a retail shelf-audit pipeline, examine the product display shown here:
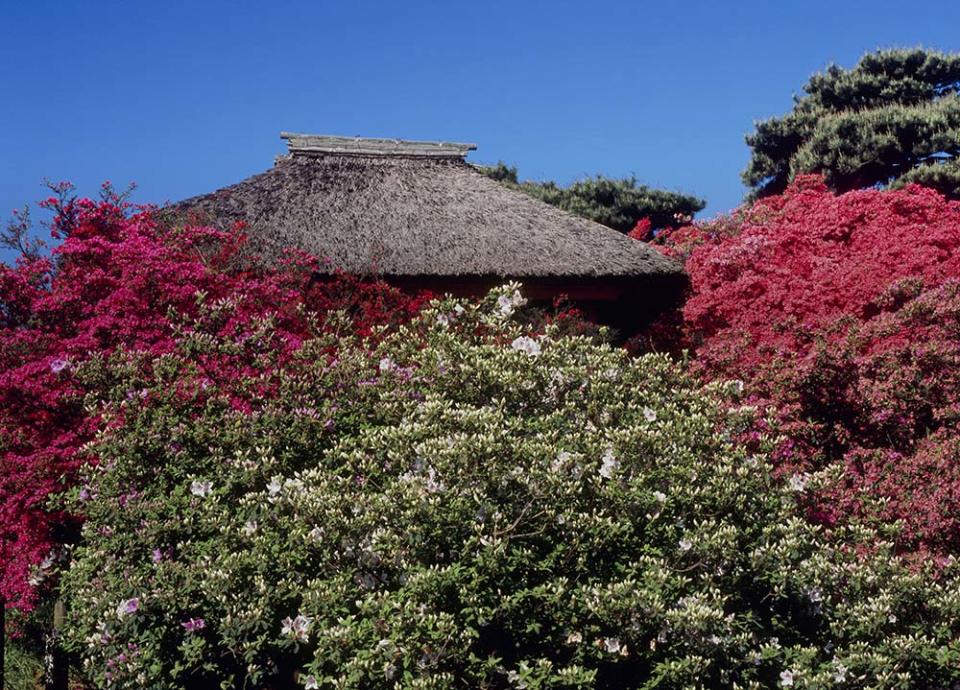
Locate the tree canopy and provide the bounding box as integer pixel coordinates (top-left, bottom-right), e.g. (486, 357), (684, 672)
(743, 48), (960, 199)
(478, 162), (705, 233)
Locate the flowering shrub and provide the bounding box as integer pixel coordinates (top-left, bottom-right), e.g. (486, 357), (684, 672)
(625, 218), (652, 241)
(655, 177), (960, 553)
(58, 287), (960, 689)
(683, 178), (960, 360)
(305, 272), (434, 340)
(0, 186), (426, 612)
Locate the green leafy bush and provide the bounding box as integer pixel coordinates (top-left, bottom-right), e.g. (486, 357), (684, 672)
(59, 288), (960, 689)
(3, 638), (43, 690)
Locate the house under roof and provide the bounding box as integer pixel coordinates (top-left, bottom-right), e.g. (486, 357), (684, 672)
(167, 133), (686, 332)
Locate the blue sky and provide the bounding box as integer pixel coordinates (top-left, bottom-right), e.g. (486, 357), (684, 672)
(1, 0), (958, 262)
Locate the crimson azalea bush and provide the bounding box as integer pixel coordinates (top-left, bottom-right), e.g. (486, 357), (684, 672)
(653, 176), (960, 554)
(58, 287), (960, 689)
(0, 185), (428, 613)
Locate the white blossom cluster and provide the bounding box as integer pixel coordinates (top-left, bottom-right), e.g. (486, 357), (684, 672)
(58, 284), (960, 690)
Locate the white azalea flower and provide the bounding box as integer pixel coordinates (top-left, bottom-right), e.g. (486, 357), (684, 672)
(780, 670), (795, 687)
(190, 480), (212, 497)
(598, 447), (619, 479)
(552, 450), (572, 471)
(833, 663), (848, 683)
(511, 336), (541, 356)
(507, 669), (527, 689)
(281, 614), (312, 642)
(678, 537), (693, 552)
(788, 473), (808, 492)
(423, 467), (445, 493)
(642, 407), (657, 423)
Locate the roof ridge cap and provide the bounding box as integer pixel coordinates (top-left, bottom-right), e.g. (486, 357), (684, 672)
(280, 132), (477, 159)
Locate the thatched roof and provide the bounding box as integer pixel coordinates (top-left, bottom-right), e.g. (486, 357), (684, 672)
(168, 134), (682, 279)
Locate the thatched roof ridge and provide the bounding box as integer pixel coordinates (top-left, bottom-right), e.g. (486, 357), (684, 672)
(169, 137), (683, 279)
(281, 132), (477, 158)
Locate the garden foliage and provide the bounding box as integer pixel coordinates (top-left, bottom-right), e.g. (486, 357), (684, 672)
(59, 288), (960, 689)
(0, 186), (426, 612)
(656, 176), (960, 554)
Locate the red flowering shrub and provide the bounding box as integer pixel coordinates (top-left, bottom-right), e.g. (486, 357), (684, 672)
(306, 272), (434, 339)
(658, 176), (960, 554)
(781, 280), (960, 553)
(626, 217), (652, 241)
(0, 185), (427, 612)
(648, 211), (748, 265)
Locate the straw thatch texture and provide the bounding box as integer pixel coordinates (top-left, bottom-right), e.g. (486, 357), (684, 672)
(169, 152), (683, 279)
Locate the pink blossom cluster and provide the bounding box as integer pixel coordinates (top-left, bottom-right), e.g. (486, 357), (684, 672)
(653, 176), (960, 555)
(0, 188), (427, 611)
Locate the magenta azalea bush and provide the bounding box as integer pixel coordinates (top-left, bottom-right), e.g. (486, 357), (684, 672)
(0, 185), (427, 614)
(649, 178), (960, 556)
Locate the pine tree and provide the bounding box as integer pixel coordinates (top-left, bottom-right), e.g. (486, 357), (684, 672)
(477, 163), (704, 232)
(744, 48), (960, 199)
